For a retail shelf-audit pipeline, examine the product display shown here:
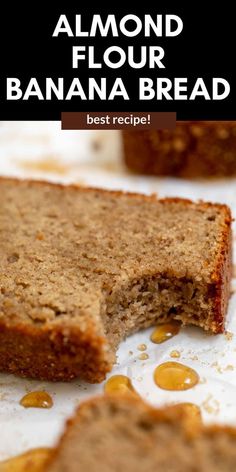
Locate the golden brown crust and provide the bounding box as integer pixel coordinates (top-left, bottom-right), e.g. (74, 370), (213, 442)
(123, 122), (236, 178)
(210, 207), (232, 332)
(0, 176), (231, 211)
(0, 175), (232, 218)
(158, 199), (233, 334)
(0, 176), (160, 203)
(0, 319), (113, 382)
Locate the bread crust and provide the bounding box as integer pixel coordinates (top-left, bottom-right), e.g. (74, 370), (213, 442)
(0, 319), (113, 382)
(210, 208), (232, 332)
(123, 122), (236, 178)
(0, 178), (232, 381)
(61, 394), (236, 438)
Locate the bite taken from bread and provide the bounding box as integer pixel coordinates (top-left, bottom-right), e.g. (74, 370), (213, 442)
(0, 178), (232, 382)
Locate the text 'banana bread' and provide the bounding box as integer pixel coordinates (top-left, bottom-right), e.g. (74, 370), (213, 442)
(45, 395), (236, 472)
(0, 178), (232, 382)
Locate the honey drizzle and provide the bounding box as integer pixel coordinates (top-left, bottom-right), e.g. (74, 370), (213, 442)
(20, 391), (53, 409)
(104, 375), (137, 396)
(150, 321), (181, 344)
(18, 157), (69, 175)
(0, 448), (52, 472)
(154, 362), (199, 391)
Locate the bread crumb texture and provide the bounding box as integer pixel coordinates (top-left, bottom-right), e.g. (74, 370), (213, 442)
(0, 178), (232, 382)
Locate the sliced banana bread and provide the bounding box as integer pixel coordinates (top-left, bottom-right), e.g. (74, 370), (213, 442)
(123, 122), (236, 177)
(0, 178), (232, 382)
(45, 395), (236, 472)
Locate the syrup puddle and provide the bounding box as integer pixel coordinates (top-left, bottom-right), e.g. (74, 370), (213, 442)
(104, 375), (137, 396)
(154, 362), (199, 391)
(150, 321), (181, 344)
(20, 391), (53, 409)
(0, 448), (52, 472)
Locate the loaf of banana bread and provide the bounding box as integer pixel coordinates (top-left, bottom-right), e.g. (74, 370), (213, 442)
(123, 122), (236, 177)
(0, 178), (232, 382)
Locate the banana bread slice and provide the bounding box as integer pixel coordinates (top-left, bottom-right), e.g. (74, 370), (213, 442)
(0, 178), (232, 382)
(45, 395), (236, 472)
(123, 122), (236, 177)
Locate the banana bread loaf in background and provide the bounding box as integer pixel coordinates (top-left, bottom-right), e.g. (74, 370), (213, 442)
(45, 395), (236, 472)
(123, 122), (236, 177)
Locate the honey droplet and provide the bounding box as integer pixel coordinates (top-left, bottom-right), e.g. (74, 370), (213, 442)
(20, 391), (53, 409)
(154, 362), (199, 391)
(150, 321), (181, 344)
(138, 353), (149, 360)
(137, 344), (147, 351)
(0, 448), (52, 472)
(104, 375), (137, 396)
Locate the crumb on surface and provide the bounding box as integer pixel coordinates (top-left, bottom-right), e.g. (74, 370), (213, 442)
(224, 331), (234, 341)
(138, 353), (149, 360)
(170, 350), (181, 358)
(137, 344), (147, 352)
(201, 394), (220, 415)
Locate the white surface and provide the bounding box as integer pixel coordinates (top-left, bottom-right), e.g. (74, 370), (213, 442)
(0, 121), (236, 460)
